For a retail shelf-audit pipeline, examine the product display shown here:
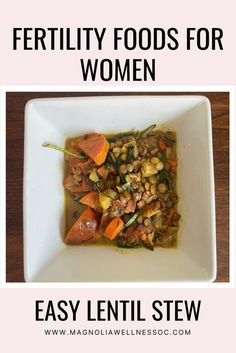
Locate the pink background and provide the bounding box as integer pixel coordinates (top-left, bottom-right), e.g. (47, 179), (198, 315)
(0, 0), (235, 351)
(1, 288), (236, 352)
(0, 0), (235, 85)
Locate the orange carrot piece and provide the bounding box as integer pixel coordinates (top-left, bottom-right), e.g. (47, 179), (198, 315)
(65, 207), (99, 245)
(104, 217), (124, 240)
(158, 138), (167, 151)
(97, 165), (109, 179)
(80, 191), (102, 213)
(77, 133), (109, 166)
(167, 159), (177, 169)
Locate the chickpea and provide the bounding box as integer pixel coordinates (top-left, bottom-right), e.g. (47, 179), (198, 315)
(142, 191), (151, 201)
(151, 157), (160, 164)
(144, 218), (151, 226)
(119, 164), (127, 174)
(125, 174), (131, 183)
(138, 185), (145, 193)
(156, 161), (164, 171)
(109, 142), (115, 149)
(137, 215), (143, 224)
(120, 194), (127, 204)
(144, 182), (150, 191)
(123, 191), (131, 200)
(158, 183), (167, 193)
(137, 200), (146, 209)
(132, 160), (140, 171)
(133, 192), (142, 201)
(127, 163), (133, 173)
(129, 172), (140, 181)
(150, 184), (157, 194)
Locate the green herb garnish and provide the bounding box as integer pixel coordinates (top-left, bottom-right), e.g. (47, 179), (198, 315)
(140, 124), (156, 138)
(42, 144), (84, 158)
(108, 151), (116, 165)
(124, 210), (140, 228)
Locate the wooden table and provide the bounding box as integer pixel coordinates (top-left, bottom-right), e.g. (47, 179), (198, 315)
(6, 92), (229, 282)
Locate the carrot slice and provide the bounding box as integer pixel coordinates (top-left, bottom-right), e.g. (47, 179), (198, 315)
(65, 207), (99, 245)
(77, 133), (109, 166)
(104, 217), (124, 240)
(80, 191), (102, 213)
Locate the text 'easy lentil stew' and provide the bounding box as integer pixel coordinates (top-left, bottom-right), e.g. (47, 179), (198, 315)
(43, 125), (180, 250)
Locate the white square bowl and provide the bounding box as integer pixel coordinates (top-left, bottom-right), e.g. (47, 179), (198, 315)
(23, 95), (216, 282)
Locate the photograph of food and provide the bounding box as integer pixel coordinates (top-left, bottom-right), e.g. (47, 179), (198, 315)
(6, 92), (229, 283)
(44, 126), (180, 250)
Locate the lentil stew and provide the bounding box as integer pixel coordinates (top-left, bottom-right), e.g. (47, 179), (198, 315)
(44, 125), (181, 250)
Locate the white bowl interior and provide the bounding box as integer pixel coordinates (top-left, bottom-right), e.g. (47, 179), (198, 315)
(24, 96), (216, 282)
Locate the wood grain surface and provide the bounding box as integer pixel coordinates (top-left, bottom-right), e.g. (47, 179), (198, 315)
(6, 92), (229, 282)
